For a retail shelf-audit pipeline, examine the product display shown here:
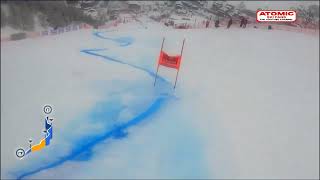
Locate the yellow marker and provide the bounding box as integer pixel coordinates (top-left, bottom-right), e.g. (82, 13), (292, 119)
(31, 138), (46, 152)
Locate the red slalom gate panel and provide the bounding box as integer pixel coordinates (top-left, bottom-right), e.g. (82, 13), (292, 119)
(158, 51), (182, 70)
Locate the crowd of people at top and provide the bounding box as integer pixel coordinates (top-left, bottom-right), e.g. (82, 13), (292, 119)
(204, 16), (248, 29)
(164, 15), (249, 29)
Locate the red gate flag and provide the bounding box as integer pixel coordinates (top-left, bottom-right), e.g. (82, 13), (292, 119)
(154, 37), (185, 89)
(158, 51), (181, 70)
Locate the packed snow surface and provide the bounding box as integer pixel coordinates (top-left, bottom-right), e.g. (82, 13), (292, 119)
(1, 21), (319, 179)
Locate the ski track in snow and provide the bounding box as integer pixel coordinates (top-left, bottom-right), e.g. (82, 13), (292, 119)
(15, 30), (173, 179)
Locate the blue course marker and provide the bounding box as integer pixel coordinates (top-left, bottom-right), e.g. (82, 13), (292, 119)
(14, 31), (173, 179)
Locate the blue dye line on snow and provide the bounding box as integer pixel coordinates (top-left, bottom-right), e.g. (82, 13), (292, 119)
(93, 31), (134, 47)
(80, 48), (167, 83)
(16, 96), (169, 180)
(15, 31), (173, 179)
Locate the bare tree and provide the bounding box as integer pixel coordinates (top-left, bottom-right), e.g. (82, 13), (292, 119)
(297, 4), (319, 28)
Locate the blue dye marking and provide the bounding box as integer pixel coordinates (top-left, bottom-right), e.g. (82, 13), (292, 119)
(80, 48), (167, 83)
(14, 31), (173, 179)
(72, 149), (93, 161)
(112, 129), (128, 139)
(93, 31), (134, 47)
(16, 96), (169, 180)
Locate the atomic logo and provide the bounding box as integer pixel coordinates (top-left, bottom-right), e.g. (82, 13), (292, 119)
(256, 10), (297, 22)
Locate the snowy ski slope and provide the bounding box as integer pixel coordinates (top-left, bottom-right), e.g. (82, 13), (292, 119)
(1, 20), (319, 179)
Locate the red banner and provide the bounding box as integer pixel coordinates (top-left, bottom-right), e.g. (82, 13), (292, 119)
(158, 51), (181, 70)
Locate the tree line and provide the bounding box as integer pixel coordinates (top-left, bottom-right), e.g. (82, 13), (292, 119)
(1, 0), (103, 31)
